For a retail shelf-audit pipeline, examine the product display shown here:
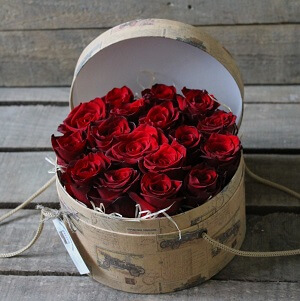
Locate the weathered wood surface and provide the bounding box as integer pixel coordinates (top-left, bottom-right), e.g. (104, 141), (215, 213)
(0, 210), (299, 282)
(0, 88), (69, 105)
(1, 0), (299, 30)
(0, 152), (58, 206)
(1, 25), (299, 86)
(1, 86), (299, 105)
(0, 276), (298, 301)
(0, 152), (299, 209)
(244, 155), (300, 211)
(0, 103), (299, 149)
(239, 103), (300, 150)
(244, 85), (300, 104)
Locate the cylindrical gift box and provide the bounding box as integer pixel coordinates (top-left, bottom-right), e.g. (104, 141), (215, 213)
(56, 18), (245, 294)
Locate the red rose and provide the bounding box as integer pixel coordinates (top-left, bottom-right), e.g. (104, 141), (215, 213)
(173, 125), (201, 148)
(68, 152), (111, 185)
(201, 133), (241, 179)
(61, 152), (110, 207)
(201, 133), (241, 163)
(140, 140), (186, 174)
(134, 124), (168, 144)
(141, 173), (182, 202)
(62, 171), (91, 207)
(139, 100), (180, 130)
(197, 110), (237, 134)
(51, 131), (86, 166)
(178, 87), (219, 116)
(184, 163), (219, 207)
(58, 98), (106, 133)
(87, 116), (131, 151)
(129, 172), (182, 215)
(105, 86), (134, 108)
(110, 98), (145, 118)
(142, 84), (177, 103)
(92, 168), (140, 202)
(106, 127), (163, 164)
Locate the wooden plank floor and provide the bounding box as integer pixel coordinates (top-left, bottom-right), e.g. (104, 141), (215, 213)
(1, 25), (299, 86)
(0, 87), (299, 300)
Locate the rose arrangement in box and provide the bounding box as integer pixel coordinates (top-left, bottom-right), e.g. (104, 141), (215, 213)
(51, 84), (241, 218)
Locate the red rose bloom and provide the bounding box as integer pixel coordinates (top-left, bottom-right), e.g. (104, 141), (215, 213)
(139, 100), (180, 130)
(179, 88), (219, 116)
(68, 152), (111, 185)
(87, 116), (131, 151)
(92, 168), (140, 201)
(141, 173), (182, 202)
(58, 98), (106, 133)
(130, 172), (182, 215)
(105, 86), (134, 108)
(106, 128), (161, 164)
(197, 110), (237, 134)
(134, 124), (168, 144)
(61, 172), (91, 207)
(62, 152), (111, 207)
(201, 133), (241, 180)
(51, 131), (86, 166)
(201, 133), (241, 164)
(185, 163), (219, 206)
(140, 140), (186, 173)
(142, 84), (177, 103)
(173, 125), (201, 148)
(110, 98), (145, 118)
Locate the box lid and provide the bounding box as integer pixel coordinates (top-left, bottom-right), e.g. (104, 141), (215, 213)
(70, 19), (244, 126)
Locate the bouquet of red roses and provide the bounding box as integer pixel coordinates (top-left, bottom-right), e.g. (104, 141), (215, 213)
(51, 84), (241, 218)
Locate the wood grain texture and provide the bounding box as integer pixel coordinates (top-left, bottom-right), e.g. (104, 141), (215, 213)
(0, 210), (299, 283)
(0, 87), (69, 104)
(0, 152), (299, 208)
(0, 276), (298, 301)
(1, 86), (299, 104)
(244, 85), (300, 103)
(0, 105), (68, 149)
(1, 0), (300, 30)
(215, 213), (300, 281)
(244, 154), (300, 210)
(0, 104), (299, 149)
(1, 25), (299, 86)
(0, 152), (58, 206)
(239, 103), (300, 150)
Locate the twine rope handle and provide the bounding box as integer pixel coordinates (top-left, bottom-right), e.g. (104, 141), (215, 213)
(0, 176), (56, 258)
(0, 165), (300, 258)
(201, 231), (300, 257)
(201, 165), (300, 257)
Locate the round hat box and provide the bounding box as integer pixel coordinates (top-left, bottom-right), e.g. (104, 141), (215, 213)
(56, 18), (245, 294)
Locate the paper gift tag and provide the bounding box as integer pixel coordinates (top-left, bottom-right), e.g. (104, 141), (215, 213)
(53, 218), (90, 275)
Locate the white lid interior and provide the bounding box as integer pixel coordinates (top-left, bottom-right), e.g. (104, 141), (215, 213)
(71, 37), (243, 125)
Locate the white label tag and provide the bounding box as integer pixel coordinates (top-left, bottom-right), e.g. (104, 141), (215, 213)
(52, 218), (90, 275)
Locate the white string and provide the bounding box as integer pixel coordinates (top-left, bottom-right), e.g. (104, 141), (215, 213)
(162, 211), (182, 240)
(138, 203), (174, 220)
(208, 94), (232, 113)
(136, 70), (178, 92)
(84, 197), (181, 238)
(45, 156), (64, 174)
(136, 70), (156, 90)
